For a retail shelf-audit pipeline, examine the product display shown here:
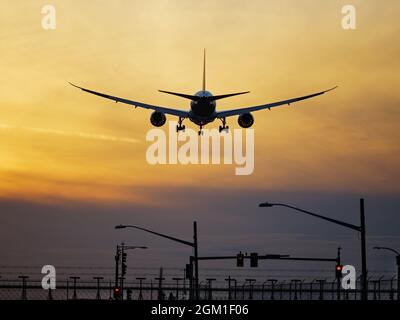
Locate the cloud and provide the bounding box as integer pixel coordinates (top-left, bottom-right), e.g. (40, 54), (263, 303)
(0, 123), (138, 144)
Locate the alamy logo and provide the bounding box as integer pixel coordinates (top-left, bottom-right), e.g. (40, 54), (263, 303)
(41, 265), (56, 290)
(341, 265), (356, 290)
(146, 121), (254, 175)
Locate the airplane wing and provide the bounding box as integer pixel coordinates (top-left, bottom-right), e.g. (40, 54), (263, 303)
(69, 83), (190, 118)
(215, 86), (337, 118)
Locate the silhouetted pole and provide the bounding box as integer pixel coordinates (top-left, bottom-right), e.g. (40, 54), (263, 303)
(398, 256), (400, 301)
(173, 277), (183, 300)
(316, 279), (325, 300)
(93, 276), (104, 300)
(206, 278), (216, 300)
(360, 199), (368, 301)
(70, 276), (80, 300)
(373, 246), (400, 301)
(193, 221), (199, 300)
(225, 277), (232, 300)
(136, 277), (146, 300)
(115, 222), (199, 300)
(225, 278), (237, 300)
(19, 276), (29, 301)
(246, 279), (256, 300)
(268, 279), (278, 300)
(259, 198), (368, 300)
(115, 246), (120, 290)
(291, 279), (301, 300)
(337, 247), (341, 300)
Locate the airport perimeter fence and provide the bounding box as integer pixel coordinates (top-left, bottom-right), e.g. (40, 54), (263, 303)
(0, 276), (398, 300)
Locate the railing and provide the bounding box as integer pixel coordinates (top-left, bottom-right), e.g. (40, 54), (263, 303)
(0, 277), (398, 300)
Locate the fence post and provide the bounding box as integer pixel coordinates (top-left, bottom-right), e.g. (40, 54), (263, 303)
(19, 276), (28, 301)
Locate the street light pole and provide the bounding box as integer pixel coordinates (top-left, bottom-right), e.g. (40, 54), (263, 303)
(259, 198), (368, 300)
(373, 246), (400, 301)
(115, 221), (200, 300)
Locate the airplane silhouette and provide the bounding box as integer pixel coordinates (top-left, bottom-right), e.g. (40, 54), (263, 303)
(70, 50), (337, 135)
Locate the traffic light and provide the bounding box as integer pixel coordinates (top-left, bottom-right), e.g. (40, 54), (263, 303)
(335, 264), (343, 279)
(121, 252), (127, 276)
(185, 263), (193, 279)
(250, 253), (258, 268)
(236, 252), (244, 267)
(113, 287), (121, 299)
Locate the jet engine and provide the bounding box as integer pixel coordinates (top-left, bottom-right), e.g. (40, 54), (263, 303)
(237, 113), (254, 128)
(150, 111), (166, 127)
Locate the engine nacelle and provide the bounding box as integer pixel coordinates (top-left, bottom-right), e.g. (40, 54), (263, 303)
(237, 113), (254, 128)
(150, 111), (166, 127)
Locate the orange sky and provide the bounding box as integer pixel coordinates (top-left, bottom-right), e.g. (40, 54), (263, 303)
(1, 0), (400, 204)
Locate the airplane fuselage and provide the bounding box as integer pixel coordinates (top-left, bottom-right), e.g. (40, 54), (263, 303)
(189, 90), (216, 125)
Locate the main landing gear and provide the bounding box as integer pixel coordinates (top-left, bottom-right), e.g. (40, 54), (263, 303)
(176, 117), (185, 132)
(219, 118), (229, 133)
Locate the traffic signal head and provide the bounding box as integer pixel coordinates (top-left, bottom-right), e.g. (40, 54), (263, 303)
(250, 253), (258, 268)
(121, 263), (127, 276)
(237, 253), (244, 267)
(122, 252), (127, 263)
(113, 287), (121, 299)
(335, 264), (343, 279)
(185, 263), (193, 279)
(121, 252), (128, 276)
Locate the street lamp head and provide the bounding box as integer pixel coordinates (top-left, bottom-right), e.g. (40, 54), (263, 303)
(259, 202), (274, 208)
(115, 225), (126, 229)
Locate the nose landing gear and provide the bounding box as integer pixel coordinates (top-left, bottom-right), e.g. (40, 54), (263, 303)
(219, 118), (229, 133)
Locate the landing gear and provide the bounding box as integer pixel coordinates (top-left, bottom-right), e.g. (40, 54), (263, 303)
(219, 118), (229, 133)
(198, 125), (203, 136)
(176, 117), (185, 132)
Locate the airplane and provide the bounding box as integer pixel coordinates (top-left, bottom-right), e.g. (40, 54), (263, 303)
(70, 50), (337, 135)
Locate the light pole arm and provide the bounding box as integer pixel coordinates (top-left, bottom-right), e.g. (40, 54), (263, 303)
(374, 247), (400, 256)
(118, 225), (194, 247)
(263, 203), (361, 232)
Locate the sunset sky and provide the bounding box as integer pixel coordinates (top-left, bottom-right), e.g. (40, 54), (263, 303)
(1, 1), (399, 278)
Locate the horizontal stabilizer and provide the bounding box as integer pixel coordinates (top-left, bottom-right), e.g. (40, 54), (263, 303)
(209, 91), (250, 101)
(158, 90), (200, 101)
(159, 90), (249, 101)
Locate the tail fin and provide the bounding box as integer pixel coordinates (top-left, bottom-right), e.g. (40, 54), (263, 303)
(202, 49), (206, 91)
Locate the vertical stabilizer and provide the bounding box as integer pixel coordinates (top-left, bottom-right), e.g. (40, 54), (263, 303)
(202, 49), (206, 91)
